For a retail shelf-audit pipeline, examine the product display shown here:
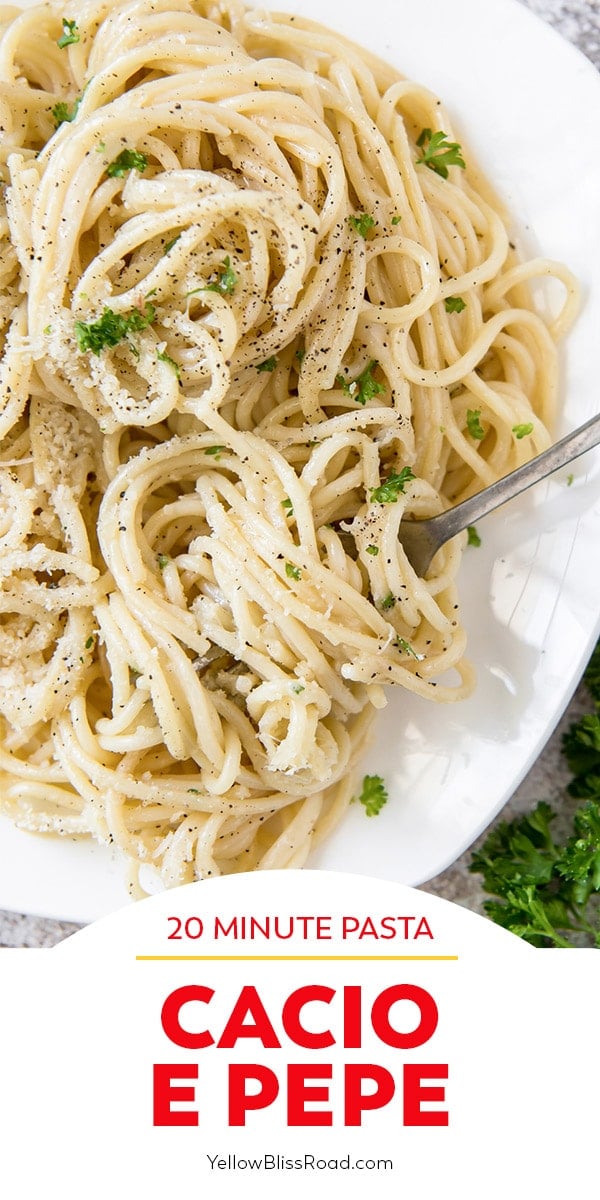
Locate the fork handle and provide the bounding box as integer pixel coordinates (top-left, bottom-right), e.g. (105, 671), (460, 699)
(429, 409), (600, 545)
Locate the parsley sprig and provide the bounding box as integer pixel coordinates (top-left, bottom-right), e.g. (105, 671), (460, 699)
(416, 129), (466, 179)
(466, 408), (485, 440)
(512, 422), (534, 439)
(74, 303), (155, 355)
(52, 96), (81, 126)
(336, 360), (385, 406)
(348, 212), (375, 238)
(470, 643), (600, 947)
(370, 466), (415, 504)
(203, 256), (237, 296)
(106, 149), (148, 177)
(356, 774), (388, 817)
(445, 296), (466, 313)
(57, 18), (79, 47)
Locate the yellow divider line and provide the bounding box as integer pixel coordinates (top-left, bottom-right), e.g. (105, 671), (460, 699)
(135, 954), (459, 962)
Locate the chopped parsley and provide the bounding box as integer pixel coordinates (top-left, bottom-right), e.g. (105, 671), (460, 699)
(467, 525), (481, 547)
(282, 498), (294, 515)
(445, 296), (466, 313)
(396, 637), (422, 659)
(74, 302), (155, 355)
(348, 212), (375, 238)
(163, 234), (181, 254)
(84, 635), (95, 650)
(204, 445), (226, 460)
(256, 356), (278, 372)
(336, 360), (385, 406)
(157, 349), (180, 379)
(356, 774), (388, 817)
(567, 473), (574, 487)
(52, 97), (81, 127)
(366, 544), (379, 556)
(295, 347), (305, 363)
(512, 422), (534, 439)
(57, 18), (79, 47)
(202, 256), (237, 296)
(391, 214), (402, 225)
(106, 149), (148, 177)
(285, 562), (301, 581)
(157, 554), (169, 570)
(370, 466), (415, 504)
(292, 683), (305, 694)
(470, 643), (600, 947)
(416, 128), (466, 178)
(381, 593), (396, 610)
(466, 408), (485, 440)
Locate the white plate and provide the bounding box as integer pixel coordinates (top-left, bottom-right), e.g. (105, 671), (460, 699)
(1, 0), (599, 922)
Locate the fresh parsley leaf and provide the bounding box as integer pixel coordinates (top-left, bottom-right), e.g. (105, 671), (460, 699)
(204, 445), (226, 460)
(563, 713), (600, 782)
(285, 562), (301, 581)
(381, 593), (395, 610)
(85, 635), (95, 650)
(356, 774), (388, 817)
(466, 408), (485, 440)
(584, 642), (600, 705)
(336, 360), (385, 406)
(74, 303), (155, 355)
(282, 498), (294, 515)
(256, 356), (278, 372)
(370, 466), (415, 504)
(445, 296), (466, 313)
(471, 642), (600, 947)
(512, 422), (534, 439)
(348, 212), (375, 238)
(106, 149), (148, 177)
(157, 554), (169, 569)
(366, 544), (379, 556)
(164, 234), (181, 254)
(203, 256), (237, 296)
(467, 525), (481, 547)
(57, 18), (79, 47)
(555, 801), (600, 888)
(52, 98), (79, 126)
(416, 128), (466, 179)
(391, 214), (402, 225)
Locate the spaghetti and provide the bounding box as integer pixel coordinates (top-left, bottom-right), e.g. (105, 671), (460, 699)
(0, 0), (578, 893)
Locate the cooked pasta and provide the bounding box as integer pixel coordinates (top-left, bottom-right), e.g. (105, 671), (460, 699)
(0, 0), (578, 894)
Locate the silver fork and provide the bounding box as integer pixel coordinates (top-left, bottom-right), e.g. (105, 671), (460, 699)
(363, 411), (600, 576)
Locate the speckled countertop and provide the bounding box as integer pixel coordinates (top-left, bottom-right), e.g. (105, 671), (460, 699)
(0, 0), (598, 948)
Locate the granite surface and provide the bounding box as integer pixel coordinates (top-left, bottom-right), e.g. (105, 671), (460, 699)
(0, 0), (598, 948)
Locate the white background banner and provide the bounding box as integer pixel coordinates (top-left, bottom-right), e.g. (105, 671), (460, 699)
(0, 871), (597, 1198)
